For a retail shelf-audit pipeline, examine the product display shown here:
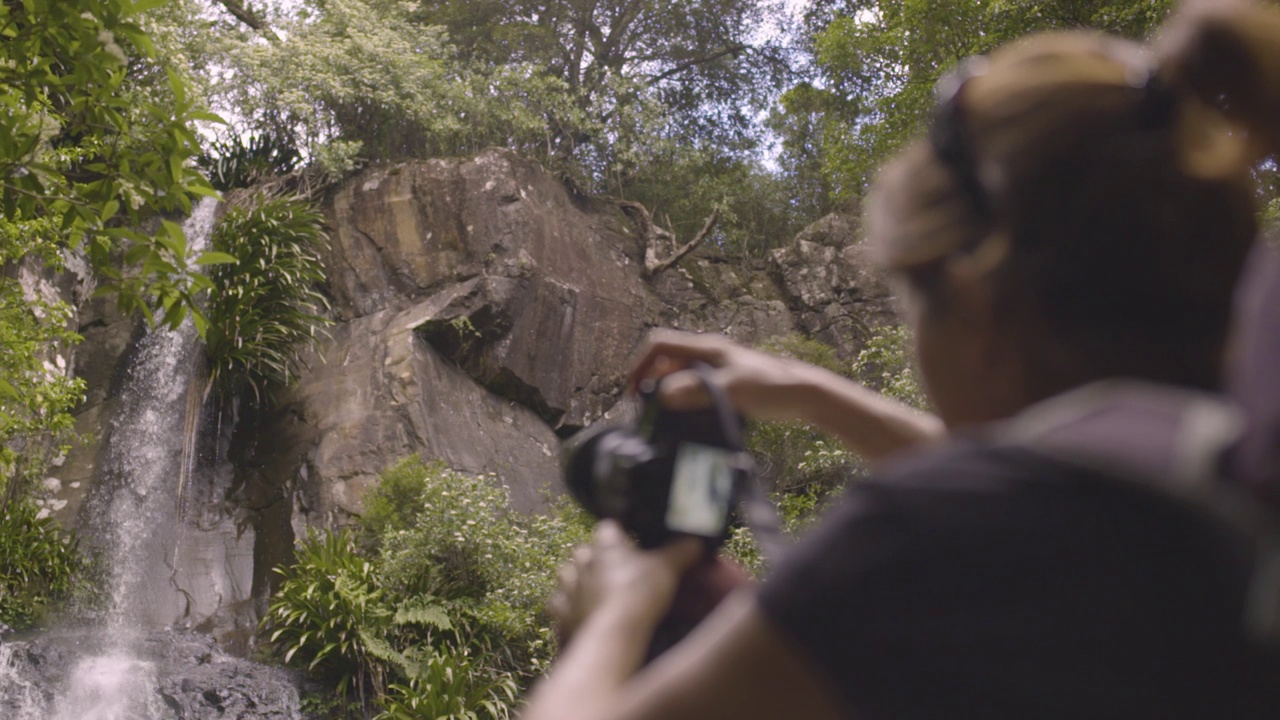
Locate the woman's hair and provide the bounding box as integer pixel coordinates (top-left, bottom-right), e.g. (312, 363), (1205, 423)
(867, 0), (1280, 393)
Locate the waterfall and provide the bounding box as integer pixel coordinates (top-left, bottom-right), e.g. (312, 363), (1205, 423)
(97, 198), (217, 636)
(0, 198), (304, 719)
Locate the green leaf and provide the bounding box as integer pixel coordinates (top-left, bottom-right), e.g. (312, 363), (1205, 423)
(189, 111), (226, 124)
(187, 184), (222, 200)
(196, 251), (239, 266)
(393, 604), (452, 630)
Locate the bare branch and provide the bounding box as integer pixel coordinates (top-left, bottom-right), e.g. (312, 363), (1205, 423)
(213, 0), (279, 40)
(616, 200), (721, 278)
(645, 44), (749, 86)
(647, 207), (721, 277)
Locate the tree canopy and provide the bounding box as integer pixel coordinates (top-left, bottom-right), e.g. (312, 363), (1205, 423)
(779, 0), (1175, 204)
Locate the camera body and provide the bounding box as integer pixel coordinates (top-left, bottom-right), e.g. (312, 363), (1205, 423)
(563, 379), (751, 550)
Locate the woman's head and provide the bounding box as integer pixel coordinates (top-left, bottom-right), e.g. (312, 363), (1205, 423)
(866, 0), (1280, 427)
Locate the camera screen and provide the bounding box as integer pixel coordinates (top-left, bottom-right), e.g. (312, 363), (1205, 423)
(665, 442), (736, 537)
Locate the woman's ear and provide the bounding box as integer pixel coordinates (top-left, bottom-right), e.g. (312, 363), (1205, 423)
(943, 232), (1009, 340)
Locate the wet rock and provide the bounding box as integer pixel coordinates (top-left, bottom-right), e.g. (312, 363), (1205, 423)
(0, 630), (313, 720)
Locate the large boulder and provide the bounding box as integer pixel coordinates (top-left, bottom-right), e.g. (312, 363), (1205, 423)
(325, 150), (656, 431)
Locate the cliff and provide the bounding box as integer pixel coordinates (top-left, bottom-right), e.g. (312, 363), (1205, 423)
(41, 148), (895, 647)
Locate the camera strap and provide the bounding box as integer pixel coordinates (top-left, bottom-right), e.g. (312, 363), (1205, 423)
(689, 363), (791, 567)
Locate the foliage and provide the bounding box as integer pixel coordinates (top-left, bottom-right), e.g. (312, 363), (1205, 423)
(0, 218), (86, 513)
(728, 326), (926, 573)
(852, 324), (928, 409)
(264, 528), (397, 706)
(373, 653), (517, 720)
(372, 460), (592, 679)
(406, 0), (799, 236)
(147, 0), (810, 249)
(264, 457), (591, 717)
(0, 0), (230, 531)
(783, 0), (1176, 204)
(723, 484), (841, 576)
(744, 327), (924, 502)
(197, 0), (575, 169)
(745, 334), (858, 493)
(204, 192), (331, 402)
(0, 502), (89, 629)
(620, 148), (806, 259)
(199, 132), (303, 192)
(0, 0), (223, 330)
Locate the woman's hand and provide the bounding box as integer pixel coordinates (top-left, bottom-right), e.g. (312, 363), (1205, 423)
(627, 329), (814, 423)
(628, 328), (945, 465)
(550, 521), (704, 645)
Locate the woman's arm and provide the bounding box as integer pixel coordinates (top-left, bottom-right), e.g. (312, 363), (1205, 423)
(628, 329), (944, 467)
(523, 524), (845, 720)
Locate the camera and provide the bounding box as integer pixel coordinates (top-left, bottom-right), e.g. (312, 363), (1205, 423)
(562, 368), (753, 550)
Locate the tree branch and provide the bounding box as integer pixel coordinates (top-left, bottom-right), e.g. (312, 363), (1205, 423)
(212, 0), (279, 40)
(616, 200), (720, 278)
(645, 44), (749, 85)
(648, 207), (721, 277)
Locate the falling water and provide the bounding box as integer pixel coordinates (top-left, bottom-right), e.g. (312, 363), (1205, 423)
(0, 199), (304, 719)
(96, 198), (218, 638)
(30, 199), (221, 720)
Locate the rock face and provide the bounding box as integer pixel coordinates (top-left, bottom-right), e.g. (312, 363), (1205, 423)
(49, 148), (895, 652)
(769, 212), (897, 356)
(0, 630), (312, 719)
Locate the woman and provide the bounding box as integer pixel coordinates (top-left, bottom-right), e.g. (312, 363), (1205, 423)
(524, 2), (1280, 718)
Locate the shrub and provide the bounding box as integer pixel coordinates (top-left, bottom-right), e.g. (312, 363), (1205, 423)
(262, 529), (393, 703)
(372, 459), (591, 680)
(746, 334), (862, 494)
(204, 192), (331, 403)
(0, 502), (90, 629)
(199, 132), (303, 192)
(373, 652), (517, 720)
(0, 216), (86, 516)
(852, 325), (928, 410)
(729, 327), (929, 571)
(264, 457), (591, 717)
(723, 485), (842, 577)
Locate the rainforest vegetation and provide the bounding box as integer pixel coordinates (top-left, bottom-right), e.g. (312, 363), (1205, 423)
(4, 0), (1275, 715)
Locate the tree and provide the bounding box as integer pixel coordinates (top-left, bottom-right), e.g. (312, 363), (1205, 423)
(157, 0), (810, 253)
(405, 0), (793, 176)
(780, 0), (1175, 204)
(1, 0), (222, 327)
(0, 0), (220, 510)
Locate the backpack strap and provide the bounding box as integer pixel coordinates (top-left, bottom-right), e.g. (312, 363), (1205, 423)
(988, 380), (1280, 645)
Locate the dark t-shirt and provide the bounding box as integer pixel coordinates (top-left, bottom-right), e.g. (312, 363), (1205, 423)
(758, 440), (1276, 719)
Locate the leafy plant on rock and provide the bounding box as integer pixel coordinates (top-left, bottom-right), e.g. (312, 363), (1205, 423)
(199, 131), (303, 192)
(852, 324), (928, 410)
(0, 220), (87, 515)
(0, 502), (90, 629)
(373, 651), (517, 720)
(729, 327), (929, 571)
(204, 191), (331, 402)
